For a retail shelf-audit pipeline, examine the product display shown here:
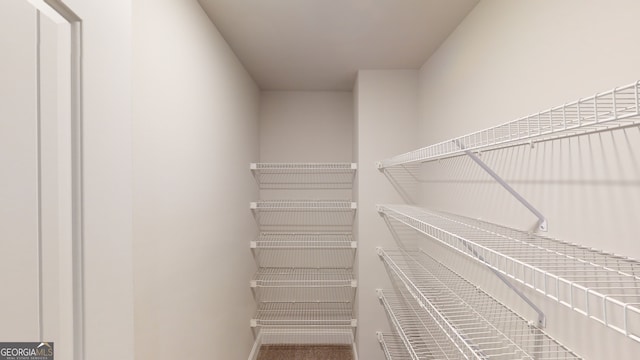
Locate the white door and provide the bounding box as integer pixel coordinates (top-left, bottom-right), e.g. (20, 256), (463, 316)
(0, 1), (78, 358)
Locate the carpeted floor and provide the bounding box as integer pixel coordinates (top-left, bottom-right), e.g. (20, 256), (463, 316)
(257, 345), (354, 360)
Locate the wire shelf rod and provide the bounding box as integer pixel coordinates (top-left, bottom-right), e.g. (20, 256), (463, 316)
(383, 205), (640, 288)
(379, 249), (582, 359)
(379, 289), (466, 359)
(251, 162), (357, 172)
(253, 242), (356, 249)
(251, 268), (357, 303)
(378, 204), (640, 342)
(251, 234), (356, 268)
(250, 163), (357, 188)
(252, 302), (356, 328)
(380, 251), (532, 359)
(250, 200), (357, 211)
(252, 268), (356, 287)
(255, 326), (356, 345)
(253, 233), (355, 249)
(377, 332), (413, 360)
(258, 232), (354, 239)
(378, 81), (640, 168)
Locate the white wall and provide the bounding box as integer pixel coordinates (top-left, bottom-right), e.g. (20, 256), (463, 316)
(133, 1), (260, 359)
(259, 91), (353, 163)
(417, 0), (640, 358)
(354, 70), (419, 360)
(258, 91), (354, 204)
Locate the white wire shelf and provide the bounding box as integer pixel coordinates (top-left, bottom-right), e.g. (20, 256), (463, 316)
(251, 200), (357, 211)
(254, 326), (355, 344)
(379, 249), (582, 359)
(252, 233), (356, 268)
(379, 289), (460, 360)
(250, 163), (357, 189)
(251, 268), (357, 303)
(378, 204), (640, 342)
(377, 332), (413, 360)
(251, 302), (357, 328)
(251, 200), (357, 231)
(378, 81), (640, 168)
(251, 162), (357, 172)
(248, 162), (358, 355)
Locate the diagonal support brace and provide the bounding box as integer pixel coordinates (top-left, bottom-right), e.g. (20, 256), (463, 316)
(453, 140), (548, 232)
(458, 243), (546, 329)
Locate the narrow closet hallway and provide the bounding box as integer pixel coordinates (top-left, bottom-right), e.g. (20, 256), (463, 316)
(2, 1), (640, 360)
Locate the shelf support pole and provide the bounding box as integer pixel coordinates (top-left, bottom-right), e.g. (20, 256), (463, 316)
(458, 242), (546, 328)
(453, 140), (548, 232)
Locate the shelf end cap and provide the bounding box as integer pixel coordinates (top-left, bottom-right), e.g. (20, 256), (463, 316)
(376, 288), (384, 299)
(538, 219), (548, 232)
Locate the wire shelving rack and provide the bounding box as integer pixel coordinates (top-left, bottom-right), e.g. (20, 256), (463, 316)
(251, 268), (357, 303)
(251, 200), (357, 231)
(251, 162), (357, 189)
(251, 200), (357, 211)
(248, 162), (358, 358)
(251, 200), (357, 232)
(378, 288), (463, 359)
(251, 163), (357, 171)
(377, 332), (413, 360)
(252, 232), (356, 268)
(378, 81), (640, 168)
(379, 204), (640, 343)
(251, 302), (356, 328)
(379, 248), (582, 359)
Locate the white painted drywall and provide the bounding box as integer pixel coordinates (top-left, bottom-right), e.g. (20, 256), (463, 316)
(258, 90), (354, 203)
(259, 91), (353, 162)
(0, 0), (39, 341)
(416, 1), (640, 358)
(354, 70), (419, 360)
(133, 0), (260, 359)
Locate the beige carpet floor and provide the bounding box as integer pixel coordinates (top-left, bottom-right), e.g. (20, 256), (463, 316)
(257, 345), (354, 360)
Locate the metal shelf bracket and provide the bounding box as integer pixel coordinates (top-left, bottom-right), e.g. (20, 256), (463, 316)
(455, 243), (547, 329)
(454, 139), (548, 232)
(376, 331), (384, 343)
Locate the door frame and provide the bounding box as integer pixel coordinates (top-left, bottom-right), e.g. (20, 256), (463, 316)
(39, 1), (84, 359)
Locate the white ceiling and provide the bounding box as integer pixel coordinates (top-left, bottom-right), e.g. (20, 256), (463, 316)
(199, 0), (479, 91)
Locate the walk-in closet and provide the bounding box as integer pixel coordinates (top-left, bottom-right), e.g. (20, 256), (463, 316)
(1, 1), (640, 359)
